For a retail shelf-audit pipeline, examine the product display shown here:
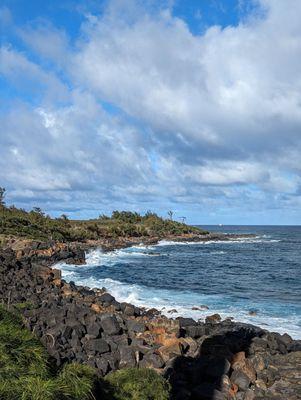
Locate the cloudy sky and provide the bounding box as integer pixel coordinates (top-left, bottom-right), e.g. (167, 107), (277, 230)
(1, 0), (301, 224)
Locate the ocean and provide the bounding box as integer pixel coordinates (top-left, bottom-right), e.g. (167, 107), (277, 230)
(56, 226), (301, 339)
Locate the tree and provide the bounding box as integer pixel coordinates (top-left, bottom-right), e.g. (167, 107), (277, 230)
(167, 210), (173, 220)
(60, 214), (68, 220)
(0, 187), (6, 207)
(32, 207), (45, 217)
(180, 216), (186, 223)
(98, 213), (109, 221)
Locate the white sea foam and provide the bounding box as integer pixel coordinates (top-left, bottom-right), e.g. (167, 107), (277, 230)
(56, 257), (301, 339)
(157, 237), (280, 246)
(54, 236), (300, 339)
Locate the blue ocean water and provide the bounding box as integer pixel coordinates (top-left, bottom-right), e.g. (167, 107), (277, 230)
(57, 226), (301, 338)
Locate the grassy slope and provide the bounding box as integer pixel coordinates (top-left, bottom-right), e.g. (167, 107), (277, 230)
(0, 207), (207, 243)
(0, 306), (97, 400)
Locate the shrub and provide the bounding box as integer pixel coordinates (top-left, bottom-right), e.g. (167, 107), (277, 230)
(105, 367), (170, 400)
(0, 198), (206, 243)
(56, 363), (96, 399)
(17, 376), (57, 400)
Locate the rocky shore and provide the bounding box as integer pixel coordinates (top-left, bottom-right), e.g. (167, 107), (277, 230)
(3, 231), (255, 266)
(0, 239), (300, 400)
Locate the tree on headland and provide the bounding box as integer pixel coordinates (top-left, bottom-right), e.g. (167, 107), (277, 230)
(98, 213), (109, 221)
(167, 210), (173, 220)
(0, 187), (6, 207)
(60, 214), (68, 220)
(32, 207), (44, 215)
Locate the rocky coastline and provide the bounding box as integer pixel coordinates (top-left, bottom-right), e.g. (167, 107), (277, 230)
(0, 236), (301, 400)
(4, 231), (255, 266)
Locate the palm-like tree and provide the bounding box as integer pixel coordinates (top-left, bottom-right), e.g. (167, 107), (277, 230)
(167, 210), (173, 220)
(0, 187), (5, 207)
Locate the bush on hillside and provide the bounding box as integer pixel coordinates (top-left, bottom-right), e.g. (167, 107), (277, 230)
(0, 203), (206, 242)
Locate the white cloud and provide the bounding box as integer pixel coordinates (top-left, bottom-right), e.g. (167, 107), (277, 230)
(18, 23), (70, 67)
(72, 0), (301, 156)
(0, 46), (69, 102)
(1, 0), (301, 221)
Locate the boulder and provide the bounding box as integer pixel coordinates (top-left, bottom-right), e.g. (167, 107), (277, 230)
(185, 324), (206, 338)
(140, 352), (165, 369)
(101, 315), (121, 335)
(178, 317), (197, 328)
(231, 369), (251, 391)
(84, 338), (110, 354)
(158, 339), (182, 362)
(95, 356), (110, 376)
(86, 323), (101, 337)
(119, 345), (137, 368)
(205, 314), (222, 324)
(99, 292), (115, 306)
(126, 319), (146, 333)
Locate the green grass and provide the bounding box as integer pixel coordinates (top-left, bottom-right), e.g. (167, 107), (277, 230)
(105, 368), (171, 400)
(0, 205), (207, 242)
(0, 306), (97, 400)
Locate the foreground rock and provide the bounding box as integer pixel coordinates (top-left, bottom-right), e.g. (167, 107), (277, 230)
(0, 248), (300, 400)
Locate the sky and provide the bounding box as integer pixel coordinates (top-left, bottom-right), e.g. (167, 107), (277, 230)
(1, 0), (301, 225)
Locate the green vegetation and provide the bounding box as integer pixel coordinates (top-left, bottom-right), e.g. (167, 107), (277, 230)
(0, 190), (207, 242)
(105, 368), (171, 400)
(0, 307), (171, 400)
(0, 187), (5, 207)
(0, 306), (97, 400)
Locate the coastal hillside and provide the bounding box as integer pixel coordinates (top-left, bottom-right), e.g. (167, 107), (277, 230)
(0, 196), (206, 244)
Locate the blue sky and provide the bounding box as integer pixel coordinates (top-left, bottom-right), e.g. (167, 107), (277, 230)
(1, 0), (301, 224)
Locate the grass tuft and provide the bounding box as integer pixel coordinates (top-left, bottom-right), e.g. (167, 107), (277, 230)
(105, 367), (171, 400)
(0, 307), (97, 400)
(56, 363), (96, 399)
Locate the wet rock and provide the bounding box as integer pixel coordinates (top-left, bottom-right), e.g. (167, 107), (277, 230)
(177, 317), (197, 327)
(205, 314), (222, 324)
(99, 292), (115, 306)
(192, 305), (209, 311)
(144, 308), (160, 318)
